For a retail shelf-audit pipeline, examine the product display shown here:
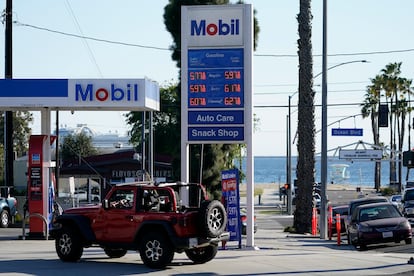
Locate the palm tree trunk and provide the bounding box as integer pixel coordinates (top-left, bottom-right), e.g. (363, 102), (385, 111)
(372, 111), (381, 191)
(294, 0), (315, 234)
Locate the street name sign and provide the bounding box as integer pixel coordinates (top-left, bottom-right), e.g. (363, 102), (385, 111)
(331, 128), (363, 136)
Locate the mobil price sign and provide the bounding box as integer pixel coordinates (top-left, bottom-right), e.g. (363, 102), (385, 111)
(221, 169), (241, 245)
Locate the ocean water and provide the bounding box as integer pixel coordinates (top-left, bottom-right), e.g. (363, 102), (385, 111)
(239, 156), (410, 188)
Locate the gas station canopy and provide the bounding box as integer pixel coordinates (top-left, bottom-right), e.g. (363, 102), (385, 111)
(0, 78), (160, 111)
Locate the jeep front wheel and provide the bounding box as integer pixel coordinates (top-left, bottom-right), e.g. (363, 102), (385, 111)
(139, 232), (174, 269)
(104, 248), (127, 258)
(200, 200), (227, 238)
(55, 227), (83, 262)
(185, 245), (218, 264)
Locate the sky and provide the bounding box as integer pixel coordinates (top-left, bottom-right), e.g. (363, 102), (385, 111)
(1, 0), (414, 156)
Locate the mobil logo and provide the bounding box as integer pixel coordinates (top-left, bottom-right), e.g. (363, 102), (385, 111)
(190, 19), (240, 36)
(75, 83), (138, 102)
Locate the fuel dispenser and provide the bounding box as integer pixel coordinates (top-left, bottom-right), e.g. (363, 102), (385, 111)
(27, 135), (56, 238)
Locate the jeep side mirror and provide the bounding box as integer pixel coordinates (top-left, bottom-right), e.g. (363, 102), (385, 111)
(103, 199), (110, 210)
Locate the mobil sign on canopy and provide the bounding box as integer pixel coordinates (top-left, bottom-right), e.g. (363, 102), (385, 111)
(70, 79), (158, 110)
(0, 78), (159, 111)
(187, 6), (244, 47)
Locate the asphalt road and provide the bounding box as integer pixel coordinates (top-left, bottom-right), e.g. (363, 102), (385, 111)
(2, 218), (414, 276)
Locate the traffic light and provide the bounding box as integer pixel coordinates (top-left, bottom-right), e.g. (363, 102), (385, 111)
(379, 104), (389, 127)
(403, 151), (414, 167)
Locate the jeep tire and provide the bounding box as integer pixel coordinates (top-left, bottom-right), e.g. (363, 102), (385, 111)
(55, 227), (83, 262)
(185, 245), (218, 264)
(104, 248), (127, 258)
(0, 210), (10, 228)
(200, 200), (227, 238)
(139, 231), (174, 269)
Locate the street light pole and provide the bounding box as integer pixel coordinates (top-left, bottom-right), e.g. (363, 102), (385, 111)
(286, 93), (296, 215)
(320, 0), (328, 240)
(4, 0), (13, 188)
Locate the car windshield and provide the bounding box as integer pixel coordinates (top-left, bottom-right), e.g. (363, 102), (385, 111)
(333, 207), (348, 216)
(359, 205), (401, 222)
(350, 198), (388, 215)
(391, 195), (402, 202)
(405, 190), (414, 201)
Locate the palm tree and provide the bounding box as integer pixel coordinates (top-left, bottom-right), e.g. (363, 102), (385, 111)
(361, 76), (381, 191)
(293, 0), (315, 234)
(362, 62), (413, 192)
(381, 63), (413, 191)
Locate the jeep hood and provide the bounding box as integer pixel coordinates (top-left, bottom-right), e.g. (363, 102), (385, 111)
(64, 204), (101, 214)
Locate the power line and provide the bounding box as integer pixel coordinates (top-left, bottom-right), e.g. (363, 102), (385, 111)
(13, 21), (414, 58)
(255, 80), (369, 88)
(256, 48), (414, 58)
(255, 89), (365, 95)
(255, 102), (364, 108)
(14, 21), (171, 51)
(64, 0), (103, 77)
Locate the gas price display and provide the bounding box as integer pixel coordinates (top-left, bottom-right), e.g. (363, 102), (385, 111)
(188, 49), (244, 108)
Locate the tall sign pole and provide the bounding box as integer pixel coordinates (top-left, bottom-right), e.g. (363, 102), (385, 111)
(320, 0), (328, 239)
(181, 4), (255, 247)
(4, 0), (14, 187)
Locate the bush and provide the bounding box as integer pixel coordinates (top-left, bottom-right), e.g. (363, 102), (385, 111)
(381, 187), (396, 196)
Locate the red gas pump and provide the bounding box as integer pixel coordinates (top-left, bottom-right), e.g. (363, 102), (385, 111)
(27, 135), (56, 239)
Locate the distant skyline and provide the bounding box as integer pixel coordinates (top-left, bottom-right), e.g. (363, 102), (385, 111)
(2, 1), (414, 156)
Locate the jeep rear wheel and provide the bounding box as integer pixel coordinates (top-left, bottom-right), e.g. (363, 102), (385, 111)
(104, 248), (127, 258)
(185, 245), (218, 264)
(139, 232), (174, 269)
(200, 200), (227, 238)
(0, 210), (10, 228)
(55, 227), (83, 262)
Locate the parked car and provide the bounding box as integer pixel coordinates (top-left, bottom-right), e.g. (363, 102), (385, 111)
(0, 187), (17, 228)
(240, 208), (257, 235)
(330, 205), (348, 234)
(389, 194), (402, 210)
(345, 196), (389, 244)
(401, 188), (414, 226)
(348, 202), (412, 250)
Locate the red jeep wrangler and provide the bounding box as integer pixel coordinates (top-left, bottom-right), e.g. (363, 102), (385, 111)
(51, 182), (229, 269)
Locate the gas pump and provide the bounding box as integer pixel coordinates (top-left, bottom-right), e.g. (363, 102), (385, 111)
(27, 135), (56, 238)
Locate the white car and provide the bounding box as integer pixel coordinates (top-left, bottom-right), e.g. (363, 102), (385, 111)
(389, 194), (402, 210)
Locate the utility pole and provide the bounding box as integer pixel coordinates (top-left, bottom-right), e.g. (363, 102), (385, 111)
(320, 0), (328, 239)
(4, 0), (14, 187)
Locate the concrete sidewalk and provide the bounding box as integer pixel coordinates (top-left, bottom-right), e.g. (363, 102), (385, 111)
(217, 228), (414, 276)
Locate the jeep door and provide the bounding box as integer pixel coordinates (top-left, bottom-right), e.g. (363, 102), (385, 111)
(94, 188), (138, 243)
